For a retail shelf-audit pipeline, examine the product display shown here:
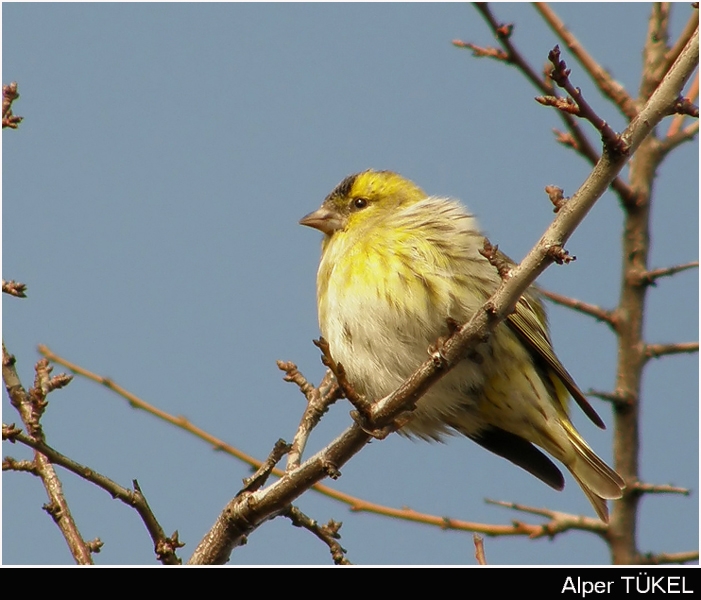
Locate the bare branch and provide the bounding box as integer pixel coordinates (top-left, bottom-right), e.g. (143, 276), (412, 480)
(588, 389), (633, 407)
(660, 119), (700, 153)
(3, 453), (38, 474)
(644, 342), (699, 360)
(465, 4), (638, 208)
(284, 367), (341, 470)
(485, 499), (608, 538)
(3, 425), (182, 564)
(3, 347), (92, 564)
(546, 45), (627, 153)
(22, 350), (629, 546)
(607, 12), (699, 564)
(479, 239), (513, 280)
(341, 494), (608, 540)
(535, 95), (580, 114)
(639, 4), (674, 102)
(639, 260), (699, 285)
(38, 343), (278, 470)
(638, 550), (699, 565)
(241, 439), (291, 493)
(35, 342), (691, 556)
(552, 128), (579, 150)
(451, 41), (508, 62)
(534, 3), (638, 120)
(313, 337), (373, 417)
(282, 506), (351, 565)
(631, 482), (691, 496)
(540, 289), (616, 326)
(473, 534), (487, 565)
(659, 8), (700, 83)
(468, 4), (554, 91)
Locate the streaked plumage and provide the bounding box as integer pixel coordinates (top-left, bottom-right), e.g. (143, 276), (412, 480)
(300, 170), (624, 521)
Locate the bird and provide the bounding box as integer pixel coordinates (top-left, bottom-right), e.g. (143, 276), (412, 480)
(299, 169), (625, 521)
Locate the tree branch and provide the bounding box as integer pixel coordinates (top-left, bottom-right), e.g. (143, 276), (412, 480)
(534, 3), (638, 120)
(2, 424), (183, 565)
(638, 550), (699, 565)
(631, 482), (691, 496)
(639, 260), (699, 285)
(473, 534), (487, 565)
(607, 9), (698, 564)
(3, 346), (92, 564)
(644, 342), (699, 360)
(484, 499), (608, 538)
(461, 3), (639, 208)
(282, 506), (351, 565)
(540, 289), (617, 327)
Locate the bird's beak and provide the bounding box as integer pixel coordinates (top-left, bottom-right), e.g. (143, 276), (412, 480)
(299, 207), (343, 235)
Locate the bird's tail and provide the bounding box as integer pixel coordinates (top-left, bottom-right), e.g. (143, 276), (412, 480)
(564, 425), (625, 522)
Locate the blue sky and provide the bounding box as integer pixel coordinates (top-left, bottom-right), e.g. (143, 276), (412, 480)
(2, 3), (698, 565)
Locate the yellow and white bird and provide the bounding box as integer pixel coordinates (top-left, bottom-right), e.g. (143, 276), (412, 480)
(300, 170), (624, 521)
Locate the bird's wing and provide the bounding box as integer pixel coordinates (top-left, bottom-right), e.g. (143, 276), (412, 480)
(506, 296), (606, 429)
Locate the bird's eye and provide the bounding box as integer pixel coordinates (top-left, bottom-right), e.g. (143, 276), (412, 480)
(352, 197), (368, 210)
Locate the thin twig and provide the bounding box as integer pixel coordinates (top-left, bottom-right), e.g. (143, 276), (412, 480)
(479, 238), (513, 280)
(241, 439), (291, 493)
(546, 45), (627, 153)
(631, 482), (691, 496)
(452, 41), (508, 62)
(639, 260), (699, 285)
(473, 534), (487, 565)
(644, 342), (699, 360)
(540, 289), (617, 326)
(638, 550), (699, 565)
(281, 365), (341, 470)
(3, 454), (38, 474)
(3, 424), (183, 564)
(485, 499), (608, 538)
(534, 3), (638, 120)
(659, 119), (700, 154)
(30, 347), (676, 551)
(659, 8), (700, 84)
(282, 506), (351, 565)
(587, 389), (632, 407)
(464, 3), (638, 207)
(313, 338), (373, 416)
(2, 348), (92, 564)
